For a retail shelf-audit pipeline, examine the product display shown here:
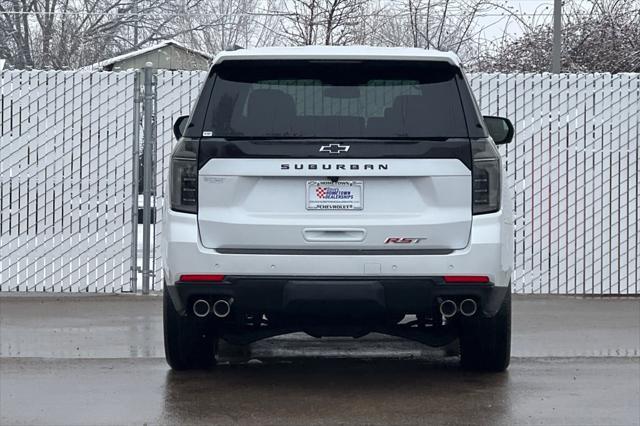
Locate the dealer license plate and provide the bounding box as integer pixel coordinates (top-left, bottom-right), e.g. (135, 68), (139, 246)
(306, 180), (363, 210)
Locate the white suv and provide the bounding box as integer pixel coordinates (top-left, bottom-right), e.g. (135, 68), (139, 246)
(162, 46), (514, 371)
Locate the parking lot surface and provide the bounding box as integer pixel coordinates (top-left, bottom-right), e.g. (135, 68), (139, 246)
(1, 295), (639, 425)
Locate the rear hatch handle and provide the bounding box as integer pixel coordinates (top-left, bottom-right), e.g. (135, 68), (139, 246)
(303, 228), (366, 243)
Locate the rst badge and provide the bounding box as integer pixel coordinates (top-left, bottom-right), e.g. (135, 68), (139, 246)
(384, 237), (426, 244)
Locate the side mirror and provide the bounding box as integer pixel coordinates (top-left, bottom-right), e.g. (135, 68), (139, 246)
(173, 115), (189, 140)
(483, 116), (514, 145)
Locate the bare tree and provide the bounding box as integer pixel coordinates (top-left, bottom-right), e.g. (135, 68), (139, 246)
(476, 0), (640, 72)
(321, 0), (367, 45)
(0, 0), (212, 68)
(282, 0), (321, 45)
(282, 0), (371, 45)
(369, 0), (489, 62)
(174, 0), (283, 54)
(4, 0), (590, 71)
(0, 0), (39, 68)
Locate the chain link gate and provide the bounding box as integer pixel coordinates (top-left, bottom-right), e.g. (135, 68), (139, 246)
(1, 70), (139, 292)
(0, 67), (202, 294)
(135, 66), (206, 294)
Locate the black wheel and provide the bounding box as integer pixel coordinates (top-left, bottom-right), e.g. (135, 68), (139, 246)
(163, 287), (218, 370)
(459, 286), (511, 372)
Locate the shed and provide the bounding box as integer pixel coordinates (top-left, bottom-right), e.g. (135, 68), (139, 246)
(86, 40), (212, 71)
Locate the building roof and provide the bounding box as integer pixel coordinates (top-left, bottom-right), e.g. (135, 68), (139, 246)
(212, 46), (461, 67)
(85, 39), (213, 70)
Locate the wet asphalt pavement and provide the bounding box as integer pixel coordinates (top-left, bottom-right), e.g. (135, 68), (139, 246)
(0, 295), (639, 425)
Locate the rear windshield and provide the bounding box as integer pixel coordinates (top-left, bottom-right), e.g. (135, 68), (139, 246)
(204, 60), (468, 138)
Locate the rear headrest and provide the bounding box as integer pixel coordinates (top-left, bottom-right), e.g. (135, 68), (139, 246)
(247, 89), (295, 119)
(365, 95), (425, 136)
(391, 95), (424, 115)
(391, 93), (454, 136)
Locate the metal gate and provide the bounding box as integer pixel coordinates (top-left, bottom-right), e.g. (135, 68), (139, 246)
(0, 70), (137, 292)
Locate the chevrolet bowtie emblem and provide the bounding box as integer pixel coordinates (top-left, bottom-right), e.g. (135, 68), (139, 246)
(319, 144), (350, 154)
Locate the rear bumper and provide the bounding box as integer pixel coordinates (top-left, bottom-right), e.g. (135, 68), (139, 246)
(162, 207), (513, 318)
(162, 209), (513, 282)
(166, 276), (509, 319)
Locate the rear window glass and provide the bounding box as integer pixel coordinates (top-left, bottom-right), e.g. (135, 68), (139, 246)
(205, 60), (468, 138)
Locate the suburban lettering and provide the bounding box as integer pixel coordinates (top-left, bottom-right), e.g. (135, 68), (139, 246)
(280, 163), (390, 171)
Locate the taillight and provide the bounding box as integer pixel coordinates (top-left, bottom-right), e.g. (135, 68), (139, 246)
(170, 139), (198, 214)
(472, 138), (501, 214)
(180, 274), (225, 282)
(444, 275), (490, 283)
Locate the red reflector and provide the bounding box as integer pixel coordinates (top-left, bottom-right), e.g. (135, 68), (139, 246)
(179, 274), (225, 282)
(443, 275), (490, 283)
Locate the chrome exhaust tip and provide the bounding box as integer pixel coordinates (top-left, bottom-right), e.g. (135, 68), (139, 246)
(192, 299), (210, 318)
(439, 299), (457, 318)
(212, 299), (231, 318)
(459, 298), (478, 317)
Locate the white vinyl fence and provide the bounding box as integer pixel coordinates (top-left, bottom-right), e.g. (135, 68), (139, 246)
(1, 69), (638, 294)
(1, 70), (136, 292)
(468, 74), (639, 294)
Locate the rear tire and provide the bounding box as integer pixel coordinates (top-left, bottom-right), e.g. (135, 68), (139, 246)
(164, 287), (218, 370)
(459, 286), (511, 372)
